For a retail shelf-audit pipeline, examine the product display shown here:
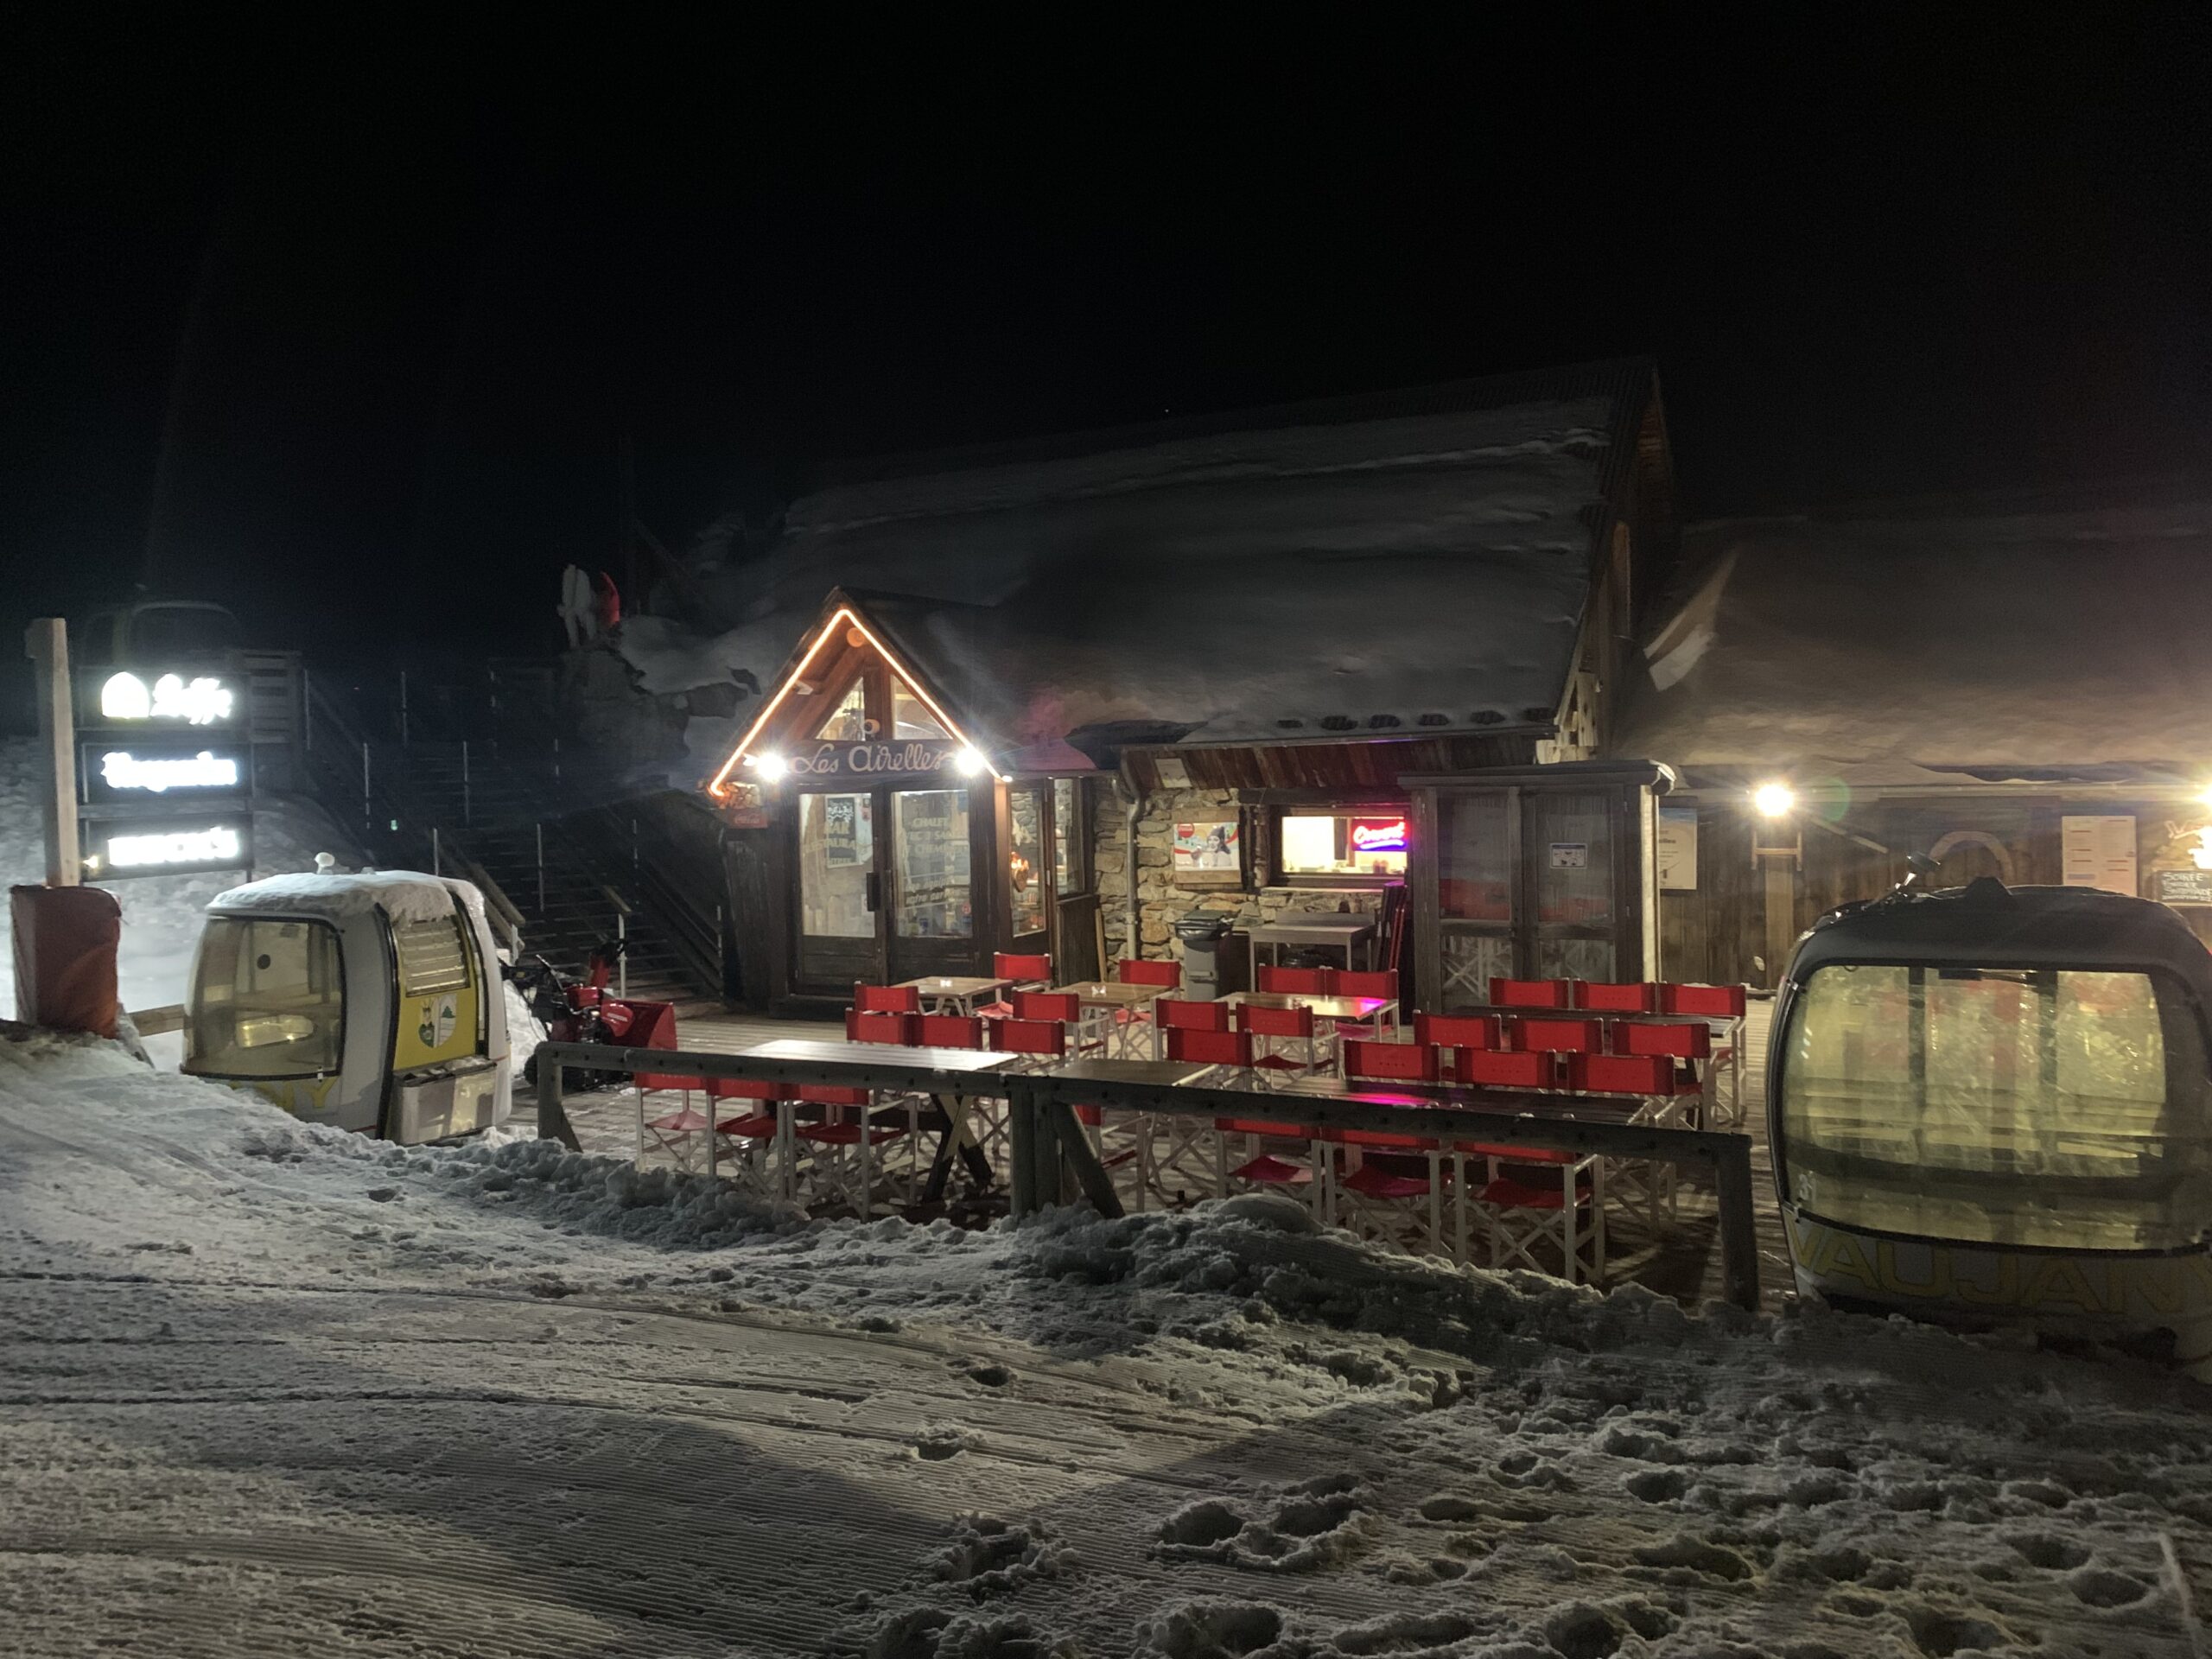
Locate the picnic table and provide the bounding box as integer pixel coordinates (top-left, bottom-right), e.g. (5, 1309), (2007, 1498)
(737, 1037), (1020, 1202)
(1052, 980), (1166, 1057)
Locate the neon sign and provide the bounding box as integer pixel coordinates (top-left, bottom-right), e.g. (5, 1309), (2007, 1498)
(99, 672), (236, 727)
(99, 749), (241, 794)
(105, 825), (243, 869)
(1351, 817), (1408, 854)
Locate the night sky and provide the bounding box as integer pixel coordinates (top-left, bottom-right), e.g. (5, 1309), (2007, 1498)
(4, 14), (2208, 674)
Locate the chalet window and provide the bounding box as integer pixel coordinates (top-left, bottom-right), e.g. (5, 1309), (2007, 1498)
(814, 681), (868, 741)
(892, 678), (950, 740)
(1274, 809), (1408, 880)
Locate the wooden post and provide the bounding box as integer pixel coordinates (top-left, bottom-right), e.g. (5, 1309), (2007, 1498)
(1007, 1080), (1037, 1214)
(1048, 1101), (1125, 1217)
(26, 620), (79, 886)
(1761, 858), (1796, 988)
(1713, 1137), (1763, 1312)
(535, 1052), (580, 1151)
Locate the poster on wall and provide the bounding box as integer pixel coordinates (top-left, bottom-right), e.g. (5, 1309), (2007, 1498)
(823, 794), (862, 865)
(1548, 842), (1589, 869)
(1656, 806), (1699, 891)
(2061, 814), (2138, 894)
(1173, 819), (1240, 871)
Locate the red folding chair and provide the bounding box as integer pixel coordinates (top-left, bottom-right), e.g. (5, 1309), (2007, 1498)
(844, 1008), (920, 1046)
(988, 1016), (1067, 1069)
(1113, 958), (1182, 1051)
(1331, 1039), (1449, 1256)
(1157, 997), (1231, 1033)
(1509, 1015), (1606, 1056)
(918, 1014), (984, 1049)
(1012, 988), (1108, 1055)
(635, 1068), (712, 1171)
(1116, 958), (1182, 989)
(1155, 1027), (1255, 1201)
(979, 952), (1054, 1019)
(1452, 1048), (1557, 1090)
(1257, 964), (1335, 995)
(1238, 1000), (1332, 1077)
(1213, 1114), (1323, 1205)
(1655, 982), (1748, 1122)
(1571, 980), (1659, 1014)
(1491, 978), (1572, 1009)
(709, 1077), (790, 1198)
(854, 982), (922, 1014)
(1415, 1012), (1500, 1055)
(1329, 969), (1401, 1039)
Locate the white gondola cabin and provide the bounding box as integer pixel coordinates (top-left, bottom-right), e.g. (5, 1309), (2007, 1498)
(1771, 878), (2212, 1372)
(182, 871), (513, 1143)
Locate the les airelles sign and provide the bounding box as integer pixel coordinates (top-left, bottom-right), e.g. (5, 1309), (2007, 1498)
(784, 739), (970, 781)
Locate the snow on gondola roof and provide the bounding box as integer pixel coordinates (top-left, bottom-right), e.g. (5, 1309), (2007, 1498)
(631, 360), (1668, 756)
(1615, 491), (2212, 779)
(209, 871), (486, 928)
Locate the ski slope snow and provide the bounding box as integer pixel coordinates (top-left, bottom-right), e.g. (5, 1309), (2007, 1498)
(3, 1031), (2209, 1656)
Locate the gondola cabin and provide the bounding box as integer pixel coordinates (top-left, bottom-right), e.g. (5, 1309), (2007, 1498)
(1771, 879), (2212, 1372)
(182, 871), (513, 1144)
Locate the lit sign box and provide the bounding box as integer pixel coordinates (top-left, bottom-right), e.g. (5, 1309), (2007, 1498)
(1350, 817), (1408, 855)
(81, 744), (248, 806)
(79, 670), (239, 729)
(87, 817), (252, 880)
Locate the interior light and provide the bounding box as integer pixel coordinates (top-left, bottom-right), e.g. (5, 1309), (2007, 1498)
(954, 747), (986, 777)
(754, 753), (788, 781)
(1751, 782), (1796, 819)
(2196, 783), (2212, 809)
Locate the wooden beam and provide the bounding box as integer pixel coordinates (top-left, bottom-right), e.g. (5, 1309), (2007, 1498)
(26, 620), (78, 887)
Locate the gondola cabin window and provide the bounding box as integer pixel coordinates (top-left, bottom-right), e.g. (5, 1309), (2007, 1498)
(1277, 810), (1408, 879)
(185, 918), (346, 1077)
(1777, 963), (2212, 1249)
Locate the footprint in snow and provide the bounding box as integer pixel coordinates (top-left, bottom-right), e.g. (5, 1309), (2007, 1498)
(1156, 1475), (1367, 1573)
(1901, 1606), (2024, 1658)
(2005, 1531), (2088, 1571)
(2066, 1565), (2152, 1607)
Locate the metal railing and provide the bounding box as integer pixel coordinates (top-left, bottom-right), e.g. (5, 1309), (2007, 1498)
(530, 1041), (1763, 1310)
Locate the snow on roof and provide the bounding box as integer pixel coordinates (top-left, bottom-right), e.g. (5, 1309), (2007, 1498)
(209, 870), (485, 927)
(1614, 496), (2212, 776)
(635, 365), (1663, 752)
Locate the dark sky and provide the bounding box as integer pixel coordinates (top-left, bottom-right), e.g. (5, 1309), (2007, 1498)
(4, 13), (2209, 666)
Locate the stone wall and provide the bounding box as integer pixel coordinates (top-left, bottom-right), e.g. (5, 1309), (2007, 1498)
(1094, 785), (1388, 966)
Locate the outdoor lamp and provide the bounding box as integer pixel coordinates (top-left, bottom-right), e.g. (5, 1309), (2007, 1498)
(2196, 783), (2212, 809)
(1751, 781), (1796, 819)
(753, 753), (788, 781)
(954, 747), (986, 777)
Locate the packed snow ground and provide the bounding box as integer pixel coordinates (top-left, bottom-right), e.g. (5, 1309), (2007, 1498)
(3, 1034), (2210, 1657)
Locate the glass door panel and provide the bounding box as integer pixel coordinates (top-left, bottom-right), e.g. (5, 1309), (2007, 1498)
(1525, 791), (1616, 983)
(1009, 785), (1048, 939)
(799, 792), (875, 936)
(1436, 791), (1513, 1009)
(892, 790), (972, 938)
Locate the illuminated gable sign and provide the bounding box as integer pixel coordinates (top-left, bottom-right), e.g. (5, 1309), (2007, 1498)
(94, 671), (237, 727)
(707, 604), (1002, 797)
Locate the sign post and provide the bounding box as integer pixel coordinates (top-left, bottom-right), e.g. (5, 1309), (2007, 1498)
(26, 619), (79, 887)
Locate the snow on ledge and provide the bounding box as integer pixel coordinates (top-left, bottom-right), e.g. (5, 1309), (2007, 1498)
(209, 870), (483, 927)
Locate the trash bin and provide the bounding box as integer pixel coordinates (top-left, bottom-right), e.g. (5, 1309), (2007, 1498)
(1173, 909), (1249, 1000)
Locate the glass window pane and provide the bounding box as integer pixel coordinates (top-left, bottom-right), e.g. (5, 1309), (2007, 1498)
(1010, 787), (1047, 935)
(1054, 779), (1080, 896)
(186, 918), (345, 1077)
(813, 681), (869, 741)
(1279, 811), (1407, 877)
(1529, 792), (1611, 927)
(1778, 963), (2212, 1249)
(892, 678), (951, 740)
(799, 792), (874, 938)
(1438, 794), (1510, 920)
(894, 789), (971, 938)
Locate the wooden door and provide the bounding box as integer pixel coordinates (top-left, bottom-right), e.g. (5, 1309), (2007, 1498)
(884, 785), (982, 983)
